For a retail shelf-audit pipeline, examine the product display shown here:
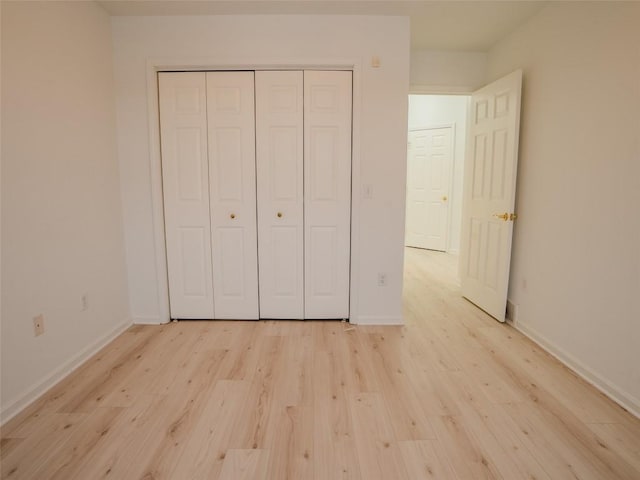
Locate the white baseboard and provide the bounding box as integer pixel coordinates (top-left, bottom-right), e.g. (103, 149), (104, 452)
(510, 320), (640, 419)
(133, 316), (169, 325)
(353, 315), (404, 326)
(135, 315), (406, 326)
(1, 318), (132, 426)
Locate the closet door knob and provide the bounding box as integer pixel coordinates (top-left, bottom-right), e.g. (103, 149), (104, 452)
(277, 212), (283, 218)
(230, 213), (236, 219)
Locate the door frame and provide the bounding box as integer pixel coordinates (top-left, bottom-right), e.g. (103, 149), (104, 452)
(144, 57), (362, 324)
(406, 123), (456, 252)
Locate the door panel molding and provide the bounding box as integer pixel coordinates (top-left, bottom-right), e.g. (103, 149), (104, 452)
(304, 70), (352, 319)
(206, 71), (260, 320)
(159, 72), (215, 319)
(255, 71), (304, 319)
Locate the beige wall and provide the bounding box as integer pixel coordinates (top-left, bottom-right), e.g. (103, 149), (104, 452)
(111, 15), (410, 325)
(1, 1), (130, 421)
(487, 2), (640, 414)
(410, 50), (487, 92)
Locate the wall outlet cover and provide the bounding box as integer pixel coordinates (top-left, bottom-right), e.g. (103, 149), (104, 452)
(33, 314), (45, 336)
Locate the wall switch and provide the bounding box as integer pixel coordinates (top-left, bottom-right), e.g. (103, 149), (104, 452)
(378, 273), (387, 287)
(362, 184), (373, 199)
(33, 314), (45, 336)
(81, 293), (89, 311)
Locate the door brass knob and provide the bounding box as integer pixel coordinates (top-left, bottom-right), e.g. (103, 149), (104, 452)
(510, 213), (518, 221)
(493, 213), (509, 221)
(442, 195), (448, 202)
(277, 212), (283, 218)
(230, 213), (236, 219)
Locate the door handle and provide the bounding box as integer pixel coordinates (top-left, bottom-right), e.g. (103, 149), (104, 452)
(442, 195), (448, 202)
(230, 213), (236, 219)
(493, 212), (517, 221)
(277, 212), (283, 218)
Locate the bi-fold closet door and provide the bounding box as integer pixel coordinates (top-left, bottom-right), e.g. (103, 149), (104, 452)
(159, 71), (259, 320)
(159, 70), (352, 320)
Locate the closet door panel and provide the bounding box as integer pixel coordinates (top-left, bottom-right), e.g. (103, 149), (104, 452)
(256, 71), (304, 319)
(159, 72), (214, 319)
(207, 72), (259, 319)
(304, 70), (352, 319)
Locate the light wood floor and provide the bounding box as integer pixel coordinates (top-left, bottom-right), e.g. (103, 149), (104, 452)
(2, 247), (640, 479)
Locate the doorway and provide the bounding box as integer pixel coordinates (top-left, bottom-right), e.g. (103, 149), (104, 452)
(405, 94), (470, 278)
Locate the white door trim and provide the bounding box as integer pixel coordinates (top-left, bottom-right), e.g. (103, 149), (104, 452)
(144, 57), (362, 324)
(406, 123), (456, 253)
(409, 85), (475, 95)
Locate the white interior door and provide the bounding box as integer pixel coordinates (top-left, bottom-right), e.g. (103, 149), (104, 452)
(159, 72), (214, 319)
(405, 127), (453, 251)
(304, 70), (352, 319)
(206, 72), (259, 319)
(255, 71), (304, 319)
(460, 69), (522, 322)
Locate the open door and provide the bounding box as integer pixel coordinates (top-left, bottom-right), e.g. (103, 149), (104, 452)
(460, 70), (522, 322)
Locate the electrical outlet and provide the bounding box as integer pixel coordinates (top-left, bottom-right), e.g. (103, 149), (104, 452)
(81, 293), (89, 311)
(33, 314), (45, 336)
(377, 272), (387, 287)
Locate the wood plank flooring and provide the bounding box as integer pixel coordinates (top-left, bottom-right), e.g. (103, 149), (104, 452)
(2, 247), (639, 479)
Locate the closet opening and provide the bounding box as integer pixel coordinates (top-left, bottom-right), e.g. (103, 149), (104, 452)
(158, 69), (353, 322)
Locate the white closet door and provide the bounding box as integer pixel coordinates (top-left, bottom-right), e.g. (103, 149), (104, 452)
(255, 71), (304, 318)
(206, 72), (259, 319)
(159, 72), (214, 319)
(304, 70), (352, 319)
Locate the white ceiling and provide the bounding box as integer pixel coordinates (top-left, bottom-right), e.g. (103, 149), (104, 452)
(98, 1), (546, 52)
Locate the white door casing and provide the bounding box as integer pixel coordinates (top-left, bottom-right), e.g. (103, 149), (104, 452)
(206, 72), (259, 319)
(255, 71), (305, 319)
(405, 126), (453, 252)
(158, 72), (214, 319)
(460, 69), (523, 322)
(304, 70), (353, 319)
